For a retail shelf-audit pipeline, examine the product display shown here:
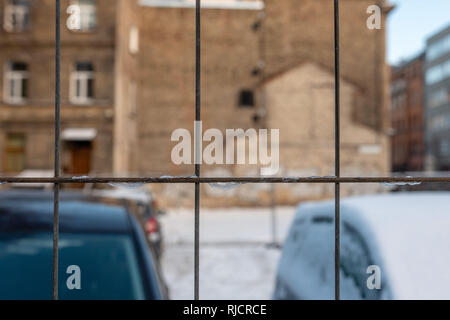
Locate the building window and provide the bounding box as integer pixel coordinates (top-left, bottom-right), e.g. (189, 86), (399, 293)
(238, 90), (255, 108)
(3, 61), (28, 104)
(3, 0), (30, 32)
(427, 33), (450, 62)
(4, 133), (26, 173)
(67, 0), (97, 32)
(70, 62), (94, 104)
(426, 59), (450, 85)
(129, 26), (139, 54)
(440, 139), (450, 157)
(430, 116), (450, 132)
(428, 87), (450, 109)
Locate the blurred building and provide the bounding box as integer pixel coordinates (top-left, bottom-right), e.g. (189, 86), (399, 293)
(390, 53), (425, 172)
(116, 0), (393, 205)
(0, 0), (115, 177)
(1, 0), (393, 205)
(424, 24), (450, 171)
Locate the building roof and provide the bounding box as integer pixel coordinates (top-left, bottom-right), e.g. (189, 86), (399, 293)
(391, 51), (425, 73)
(260, 60), (363, 91)
(426, 23), (450, 44)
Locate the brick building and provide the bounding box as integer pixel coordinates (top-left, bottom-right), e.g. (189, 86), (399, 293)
(390, 53), (425, 172)
(0, 0), (115, 177)
(1, 0), (393, 205)
(115, 0), (393, 205)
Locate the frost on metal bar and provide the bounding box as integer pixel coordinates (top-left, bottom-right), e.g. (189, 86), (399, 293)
(71, 176), (90, 180)
(1, 176), (450, 184)
(108, 182), (146, 189)
(383, 178), (422, 187)
(139, 0), (264, 10)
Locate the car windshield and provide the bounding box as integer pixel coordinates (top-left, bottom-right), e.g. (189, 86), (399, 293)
(0, 232), (146, 300)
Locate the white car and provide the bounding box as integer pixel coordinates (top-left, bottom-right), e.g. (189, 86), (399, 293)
(274, 192), (450, 300)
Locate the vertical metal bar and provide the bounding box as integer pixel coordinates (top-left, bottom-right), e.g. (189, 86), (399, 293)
(53, 0), (61, 301)
(258, 3), (267, 128)
(333, 0), (341, 301)
(194, 184), (200, 300)
(270, 184), (277, 246)
(194, 0), (201, 300)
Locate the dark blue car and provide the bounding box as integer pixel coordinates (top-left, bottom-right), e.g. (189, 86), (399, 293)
(0, 190), (168, 300)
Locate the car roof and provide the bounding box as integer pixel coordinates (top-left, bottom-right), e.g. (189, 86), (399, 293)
(295, 192), (450, 299)
(0, 190), (131, 234)
(297, 192), (450, 229)
(0, 189), (89, 201)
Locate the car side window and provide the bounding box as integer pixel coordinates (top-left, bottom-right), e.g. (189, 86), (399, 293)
(275, 214), (387, 300)
(341, 223), (382, 300)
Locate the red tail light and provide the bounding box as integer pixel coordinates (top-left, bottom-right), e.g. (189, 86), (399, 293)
(145, 217), (158, 234)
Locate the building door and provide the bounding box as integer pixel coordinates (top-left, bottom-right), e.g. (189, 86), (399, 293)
(3, 133), (26, 173)
(67, 141), (92, 188)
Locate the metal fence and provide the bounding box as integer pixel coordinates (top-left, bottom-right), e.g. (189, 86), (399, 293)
(1, 0), (450, 301)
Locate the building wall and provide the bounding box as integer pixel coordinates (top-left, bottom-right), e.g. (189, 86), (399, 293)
(391, 54), (425, 172)
(0, 0), (392, 205)
(131, 4), (261, 176)
(124, 0), (391, 173)
(425, 25), (450, 170)
(0, 0), (116, 174)
(265, 62), (388, 201)
(114, 0), (139, 175)
(125, 0), (391, 206)
(264, 0), (392, 133)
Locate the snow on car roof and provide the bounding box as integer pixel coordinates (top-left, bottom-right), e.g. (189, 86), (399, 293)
(139, 0), (264, 10)
(296, 192), (450, 299)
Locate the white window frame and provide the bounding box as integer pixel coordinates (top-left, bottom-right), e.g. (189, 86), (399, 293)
(3, 1), (30, 32)
(70, 70), (94, 105)
(3, 64), (28, 104)
(79, 0), (96, 31)
(68, 0), (97, 32)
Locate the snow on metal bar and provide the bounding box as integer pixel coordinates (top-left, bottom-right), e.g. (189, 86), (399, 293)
(139, 0), (264, 10)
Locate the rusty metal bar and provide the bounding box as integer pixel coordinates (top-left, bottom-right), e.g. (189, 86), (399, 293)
(52, 0), (61, 301)
(334, 0), (341, 301)
(1, 176), (449, 184)
(194, 0), (201, 300)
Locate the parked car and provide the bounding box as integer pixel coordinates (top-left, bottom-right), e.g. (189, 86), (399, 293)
(90, 185), (164, 257)
(0, 190), (168, 300)
(274, 192), (450, 300)
(143, 204), (163, 257)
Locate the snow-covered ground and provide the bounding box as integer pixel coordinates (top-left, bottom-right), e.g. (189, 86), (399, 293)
(159, 207), (296, 300)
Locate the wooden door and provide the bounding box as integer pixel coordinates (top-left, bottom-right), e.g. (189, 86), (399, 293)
(68, 141), (92, 188)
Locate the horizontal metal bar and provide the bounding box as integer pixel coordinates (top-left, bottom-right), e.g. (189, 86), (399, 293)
(1, 176), (450, 184)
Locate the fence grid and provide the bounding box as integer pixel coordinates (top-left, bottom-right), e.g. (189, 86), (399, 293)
(0, 0), (450, 301)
